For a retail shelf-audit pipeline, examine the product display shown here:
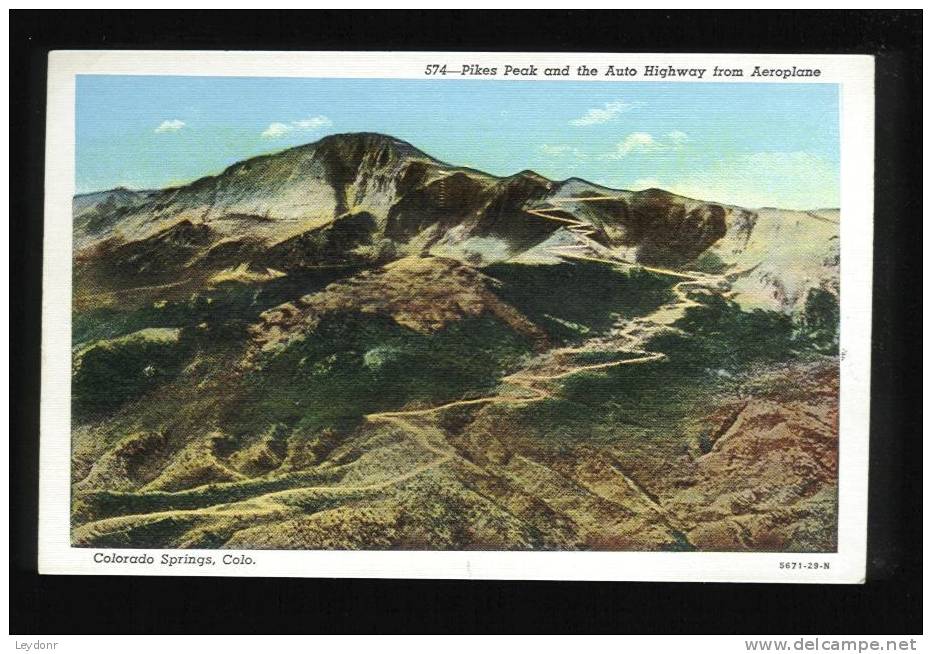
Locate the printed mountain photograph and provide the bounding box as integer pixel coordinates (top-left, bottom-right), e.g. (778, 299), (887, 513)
(71, 77), (840, 551)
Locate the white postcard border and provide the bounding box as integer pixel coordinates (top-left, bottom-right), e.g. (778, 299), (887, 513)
(39, 50), (874, 583)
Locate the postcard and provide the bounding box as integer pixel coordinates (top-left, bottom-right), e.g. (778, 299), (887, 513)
(39, 50), (874, 582)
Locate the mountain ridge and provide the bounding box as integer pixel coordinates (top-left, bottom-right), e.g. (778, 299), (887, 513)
(78, 132), (837, 213)
(73, 131), (839, 314)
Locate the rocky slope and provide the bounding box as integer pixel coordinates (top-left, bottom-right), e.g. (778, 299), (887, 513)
(74, 132), (838, 315)
(71, 357), (837, 551)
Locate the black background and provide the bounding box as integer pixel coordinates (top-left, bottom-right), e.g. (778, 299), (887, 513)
(10, 10), (922, 634)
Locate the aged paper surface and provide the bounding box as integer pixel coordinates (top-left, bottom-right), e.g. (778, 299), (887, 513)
(40, 51), (873, 581)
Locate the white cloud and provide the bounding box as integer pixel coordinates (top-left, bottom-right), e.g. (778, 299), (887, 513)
(155, 119), (186, 133)
(540, 144), (571, 156)
(292, 115), (333, 130)
(629, 151), (839, 210)
(539, 144), (588, 160)
(570, 100), (636, 126)
(261, 115), (333, 139)
(261, 122), (292, 139)
(601, 131), (690, 160)
(603, 132), (663, 159)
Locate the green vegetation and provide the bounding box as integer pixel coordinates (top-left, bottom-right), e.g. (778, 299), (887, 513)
(515, 291), (832, 442)
(84, 515), (201, 549)
(690, 250), (729, 274)
(227, 313), (535, 437)
(797, 287), (840, 353)
(567, 350), (649, 365)
(79, 468), (351, 521)
(72, 328), (192, 420)
(71, 268), (370, 421)
(71, 263), (837, 449)
(516, 354), (711, 444)
(484, 261), (674, 342)
(73, 268), (362, 346)
(652, 294), (799, 371)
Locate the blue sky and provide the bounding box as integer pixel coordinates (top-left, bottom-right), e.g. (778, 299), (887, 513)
(76, 76), (839, 209)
